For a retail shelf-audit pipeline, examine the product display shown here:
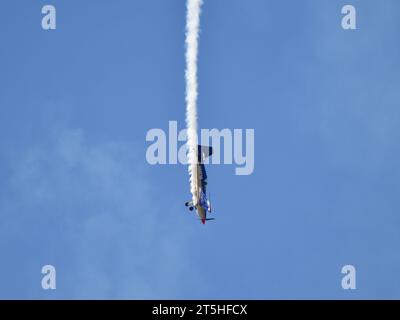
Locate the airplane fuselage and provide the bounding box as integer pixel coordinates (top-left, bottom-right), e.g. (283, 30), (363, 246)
(185, 145), (213, 224)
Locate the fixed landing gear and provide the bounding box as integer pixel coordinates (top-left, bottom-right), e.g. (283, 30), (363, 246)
(185, 201), (195, 212)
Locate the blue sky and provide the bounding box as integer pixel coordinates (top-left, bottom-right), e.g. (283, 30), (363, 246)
(1, 0), (400, 299)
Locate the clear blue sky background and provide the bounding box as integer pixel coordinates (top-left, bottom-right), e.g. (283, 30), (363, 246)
(1, 0), (400, 299)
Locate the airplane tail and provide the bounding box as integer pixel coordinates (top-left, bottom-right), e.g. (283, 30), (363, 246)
(197, 145), (213, 162)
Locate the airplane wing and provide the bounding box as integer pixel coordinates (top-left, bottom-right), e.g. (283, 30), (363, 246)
(197, 145), (212, 191)
(191, 145), (213, 207)
(192, 161), (199, 205)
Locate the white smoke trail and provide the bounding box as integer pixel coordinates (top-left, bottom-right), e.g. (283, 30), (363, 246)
(185, 0), (202, 205)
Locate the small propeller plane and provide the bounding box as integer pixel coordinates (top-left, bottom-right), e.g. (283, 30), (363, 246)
(185, 145), (214, 224)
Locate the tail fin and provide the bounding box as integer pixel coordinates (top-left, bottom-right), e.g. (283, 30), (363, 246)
(197, 145), (213, 162)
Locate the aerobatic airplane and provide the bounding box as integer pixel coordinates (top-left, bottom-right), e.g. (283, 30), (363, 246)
(185, 145), (214, 224)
